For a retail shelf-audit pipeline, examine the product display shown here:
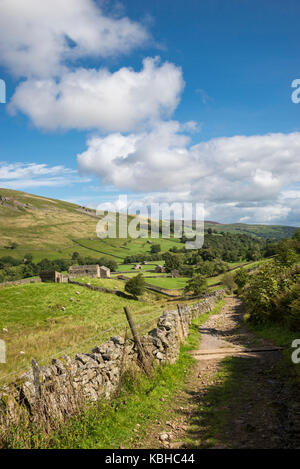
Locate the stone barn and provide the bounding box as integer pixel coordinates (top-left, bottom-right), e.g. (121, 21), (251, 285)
(155, 265), (166, 273)
(99, 266), (110, 278)
(68, 265), (100, 279)
(68, 264), (111, 279)
(40, 271), (63, 283)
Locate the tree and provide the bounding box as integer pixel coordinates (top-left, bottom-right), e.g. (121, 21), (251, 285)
(163, 252), (182, 272)
(0, 256), (20, 268)
(241, 262), (284, 323)
(150, 243), (161, 254)
(125, 273), (146, 298)
(293, 229), (300, 242)
(72, 251), (80, 260)
(234, 268), (249, 289)
(24, 253), (33, 264)
(184, 274), (207, 296)
(98, 257), (118, 272)
(37, 258), (53, 272)
(221, 272), (237, 293)
(275, 243), (297, 267)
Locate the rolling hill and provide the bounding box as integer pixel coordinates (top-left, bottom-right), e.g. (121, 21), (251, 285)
(0, 187), (298, 262)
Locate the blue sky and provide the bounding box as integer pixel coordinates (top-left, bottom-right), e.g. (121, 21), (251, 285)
(0, 0), (300, 225)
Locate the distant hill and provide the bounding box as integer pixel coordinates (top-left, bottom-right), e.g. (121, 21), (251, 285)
(204, 220), (222, 225)
(205, 221), (298, 240)
(0, 188), (298, 262)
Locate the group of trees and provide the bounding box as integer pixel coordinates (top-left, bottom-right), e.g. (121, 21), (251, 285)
(70, 252), (118, 271)
(237, 229), (300, 330)
(0, 252), (117, 283)
(123, 231), (269, 280)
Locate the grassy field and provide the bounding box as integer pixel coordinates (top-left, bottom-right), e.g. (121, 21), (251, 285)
(115, 261), (165, 272)
(72, 277), (126, 291)
(0, 282), (165, 383)
(72, 237), (180, 261)
(111, 272), (168, 279)
(145, 277), (190, 289)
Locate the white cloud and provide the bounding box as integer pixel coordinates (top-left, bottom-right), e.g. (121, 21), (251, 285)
(0, 0), (148, 78)
(77, 128), (300, 225)
(9, 58), (184, 132)
(3, 1), (184, 135)
(0, 162), (90, 189)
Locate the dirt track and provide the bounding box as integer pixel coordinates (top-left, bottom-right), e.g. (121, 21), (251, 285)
(138, 296), (300, 449)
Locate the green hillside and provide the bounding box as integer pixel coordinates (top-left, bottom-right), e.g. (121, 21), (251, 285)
(0, 188), (297, 264)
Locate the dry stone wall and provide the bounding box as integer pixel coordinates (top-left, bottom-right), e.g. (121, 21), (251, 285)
(0, 277), (41, 289)
(0, 289), (224, 427)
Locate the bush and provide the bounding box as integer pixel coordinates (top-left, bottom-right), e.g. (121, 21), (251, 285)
(150, 244), (161, 254)
(221, 272), (237, 293)
(125, 274), (146, 298)
(184, 274), (207, 296)
(241, 261), (297, 325)
(234, 268), (249, 289)
(0, 256), (21, 268)
(162, 252), (182, 273)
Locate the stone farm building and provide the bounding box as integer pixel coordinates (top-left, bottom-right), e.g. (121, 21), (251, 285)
(155, 265), (166, 273)
(99, 266), (111, 278)
(40, 271), (66, 283)
(68, 264), (110, 279)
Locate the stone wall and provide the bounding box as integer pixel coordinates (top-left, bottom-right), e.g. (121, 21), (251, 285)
(0, 289), (224, 427)
(0, 277), (41, 289)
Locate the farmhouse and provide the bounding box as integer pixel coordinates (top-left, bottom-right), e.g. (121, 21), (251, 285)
(68, 264), (111, 279)
(69, 264), (100, 278)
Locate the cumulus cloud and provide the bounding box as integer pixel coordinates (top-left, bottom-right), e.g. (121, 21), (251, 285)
(3, 1), (184, 134)
(0, 0), (149, 78)
(9, 58), (184, 132)
(0, 162), (90, 189)
(78, 128), (300, 224)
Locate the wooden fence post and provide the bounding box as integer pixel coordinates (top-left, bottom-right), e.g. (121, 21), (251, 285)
(123, 307), (150, 375)
(177, 303), (185, 336)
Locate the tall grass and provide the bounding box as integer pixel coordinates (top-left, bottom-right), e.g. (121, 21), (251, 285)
(0, 282), (163, 383)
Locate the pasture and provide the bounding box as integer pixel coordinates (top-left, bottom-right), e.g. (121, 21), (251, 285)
(0, 282), (164, 383)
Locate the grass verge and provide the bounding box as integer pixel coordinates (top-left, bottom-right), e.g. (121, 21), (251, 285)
(247, 320), (300, 385)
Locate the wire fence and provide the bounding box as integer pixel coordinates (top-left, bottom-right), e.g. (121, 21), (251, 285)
(0, 313), (159, 386)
